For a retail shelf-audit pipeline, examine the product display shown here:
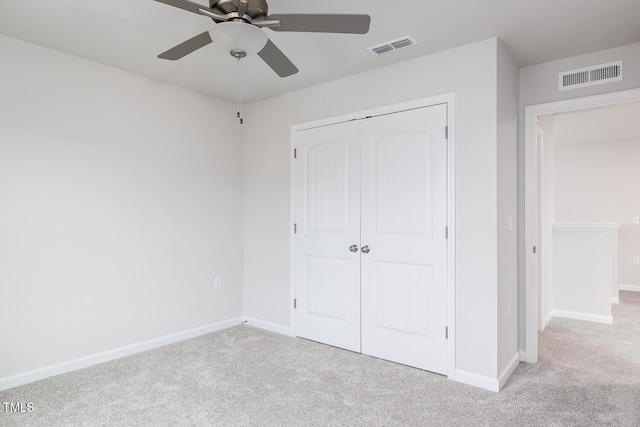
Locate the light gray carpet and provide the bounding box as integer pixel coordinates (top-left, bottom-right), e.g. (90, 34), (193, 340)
(2, 292), (639, 426)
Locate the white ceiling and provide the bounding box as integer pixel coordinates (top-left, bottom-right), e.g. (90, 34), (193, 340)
(554, 101), (640, 146)
(1, 0), (639, 103)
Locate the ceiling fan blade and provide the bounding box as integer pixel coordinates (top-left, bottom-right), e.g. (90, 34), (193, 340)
(266, 14), (371, 34)
(158, 31), (213, 60)
(153, 0), (210, 15)
(258, 39), (299, 78)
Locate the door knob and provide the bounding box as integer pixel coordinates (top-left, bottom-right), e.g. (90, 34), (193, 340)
(361, 245), (370, 254)
(349, 245), (358, 253)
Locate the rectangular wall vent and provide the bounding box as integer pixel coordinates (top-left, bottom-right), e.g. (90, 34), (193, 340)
(368, 36), (418, 55)
(559, 61), (623, 91)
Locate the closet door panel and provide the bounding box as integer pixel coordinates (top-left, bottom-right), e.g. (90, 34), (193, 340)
(360, 105), (448, 374)
(293, 121), (361, 352)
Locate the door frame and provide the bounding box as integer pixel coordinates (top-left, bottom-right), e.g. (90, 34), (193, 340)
(523, 88), (640, 363)
(290, 93), (457, 378)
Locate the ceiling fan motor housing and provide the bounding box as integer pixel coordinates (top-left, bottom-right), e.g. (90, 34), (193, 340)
(209, 0), (268, 20)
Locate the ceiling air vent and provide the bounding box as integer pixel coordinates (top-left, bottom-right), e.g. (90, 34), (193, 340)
(559, 61), (623, 91)
(368, 36), (418, 55)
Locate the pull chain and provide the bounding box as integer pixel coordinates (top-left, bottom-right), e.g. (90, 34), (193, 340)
(236, 56), (244, 125)
(231, 49), (247, 124)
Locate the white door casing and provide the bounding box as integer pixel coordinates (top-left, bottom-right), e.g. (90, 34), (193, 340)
(534, 125), (542, 330)
(293, 102), (449, 374)
(523, 88), (640, 364)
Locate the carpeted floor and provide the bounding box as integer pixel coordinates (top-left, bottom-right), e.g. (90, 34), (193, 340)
(1, 291), (639, 426)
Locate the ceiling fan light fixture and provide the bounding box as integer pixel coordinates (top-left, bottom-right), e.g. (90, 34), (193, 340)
(209, 21), (268, 56)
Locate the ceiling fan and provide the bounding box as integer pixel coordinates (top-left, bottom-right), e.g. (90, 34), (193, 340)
(153, 0), (372, 78)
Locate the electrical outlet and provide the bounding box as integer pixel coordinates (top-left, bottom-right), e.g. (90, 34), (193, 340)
(633, 257), (640, 266)
(214, 277), (222, 289)
(633, 216), (640, 224)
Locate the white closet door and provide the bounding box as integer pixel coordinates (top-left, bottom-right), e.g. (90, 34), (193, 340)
(293, 121), (361, 352)
(360, 105), (448, 374)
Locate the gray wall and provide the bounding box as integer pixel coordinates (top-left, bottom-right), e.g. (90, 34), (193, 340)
(555, 139), (640, 286)
(242, 38), (505, 386)
(0, 35), (244, 381)
(497, 40), (520, 380)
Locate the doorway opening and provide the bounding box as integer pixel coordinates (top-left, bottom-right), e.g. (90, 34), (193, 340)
(524, 88), (640, 363)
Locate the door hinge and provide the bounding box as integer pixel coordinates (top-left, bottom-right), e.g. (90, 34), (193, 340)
(293, 148), (297, 159)
(445, 126), (449, 140)
(445, 226), (448, 239)
(294, 298), (297, 309)
(294, 223), (297, 233)
(445, 326), (449, 339)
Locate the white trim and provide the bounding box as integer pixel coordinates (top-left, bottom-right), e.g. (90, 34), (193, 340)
(446, 95), (457, 381)
(290, 93), (455, 132)
(454, 369), (499, 393)
(289, 126), (297, 338)
(524, 109), (539, 362)
(290, 93), (457, 379)
(0, 317), (243, 392)
(524, 88), (640, 365)
(542, 311), (555, 330)
(620, 284), (640, 292)
(611, 297), (620, 304)
(498, 353), (521, 390)
(519, 350), (527, 361)
(552, 223), (620, 229)
(243, 317), (294, 336)
(548, 309), (612, 325)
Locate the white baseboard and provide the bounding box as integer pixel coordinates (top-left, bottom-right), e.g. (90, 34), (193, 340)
(542, 311), (555, 330)
(550, 309), (612, 325)
(611, 297), (619, 304)
(519, 350), (527, 361)
(454, 369), (500, 393)
(619, 284), (640, 292)
(0, 317), (243, 392)
(498, 353), (521, 390)
(242, 317), (293, 337)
